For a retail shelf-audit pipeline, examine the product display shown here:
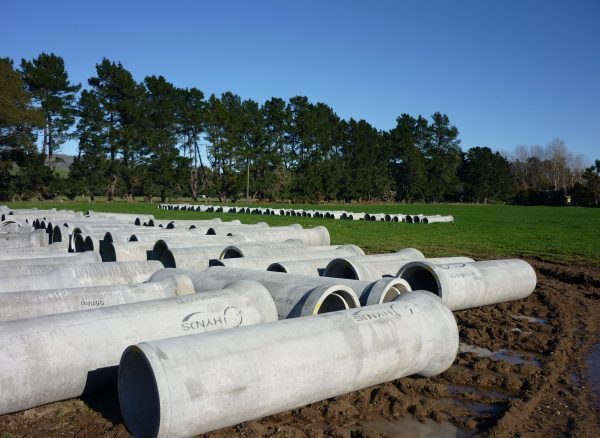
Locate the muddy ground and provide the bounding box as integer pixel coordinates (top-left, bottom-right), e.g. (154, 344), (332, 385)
(1, 259), (599, 437)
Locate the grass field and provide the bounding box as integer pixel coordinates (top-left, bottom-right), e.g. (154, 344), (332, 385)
(5, 201), (600, 267)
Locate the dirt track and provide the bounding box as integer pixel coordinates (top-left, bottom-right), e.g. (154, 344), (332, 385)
(1, 259), (599, 437)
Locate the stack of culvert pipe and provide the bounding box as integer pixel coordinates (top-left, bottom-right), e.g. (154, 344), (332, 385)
(397, 259), (537, 310)
(118, 290), (459, 437)
(0, 280), (278, 415)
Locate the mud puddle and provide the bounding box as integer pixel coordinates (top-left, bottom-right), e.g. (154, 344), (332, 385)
(459, 342), (542, 367)
(359, 415), (459, 437)
(586, 342), (600, 409)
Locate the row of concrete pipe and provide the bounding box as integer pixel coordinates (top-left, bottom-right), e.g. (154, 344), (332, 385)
(157, 203), (454, 224)
(0, 207), (535, 436)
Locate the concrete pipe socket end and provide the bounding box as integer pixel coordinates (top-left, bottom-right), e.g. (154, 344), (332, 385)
(119, 345), (163, 438)
(304, 285), (360, 316)
(220, 246), (243, 259)
(322, 258), (362, 280)
(101, 242), (118, 262)
(362, 277), (412, 306)
(266, 262), (286, 273)
(151, 240), (170, 261)
(397, 261), (443, 298)
(73, 234), (87, 253)
(160, 250), (178, 268)
(84, 236), (97, 252)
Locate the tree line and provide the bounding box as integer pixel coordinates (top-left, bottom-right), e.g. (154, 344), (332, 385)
(1, 53), (598, 206)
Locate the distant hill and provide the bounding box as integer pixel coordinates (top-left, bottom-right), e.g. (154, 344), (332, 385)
(50, 154), (74, 177)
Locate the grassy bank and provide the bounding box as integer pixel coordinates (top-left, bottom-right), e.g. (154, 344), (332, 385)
(5, 201), (599, 266)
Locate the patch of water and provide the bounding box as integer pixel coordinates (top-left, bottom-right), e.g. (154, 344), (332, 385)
(586, 342), (600, 409)
(459, 342), (542, 367)
(511, 313), (547, 324)
(360, 416), (458, 437)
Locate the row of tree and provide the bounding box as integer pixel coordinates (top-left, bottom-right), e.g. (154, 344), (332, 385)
(1, 53), (598, 206)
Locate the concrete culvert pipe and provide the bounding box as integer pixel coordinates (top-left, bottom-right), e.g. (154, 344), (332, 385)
(0, 252), (101, 277)
(210, 251), (362, 272)
(118, 291), (458, 437)
(0, 275), (195, 322)
(0, 243), (68, 260)
(266, 258), (337, 276)
(204, 222), (270, 235)
(150, 236), (247, 261)
(398, 259), (537, 311)
(324, 255), (473, 281)
(219, 243), (363, 260)
(0, 280), (277, 415)
(0, 261), (164, 293)
(219, 240), (306, 258)
(102, 241), (156, 262)
(151, 267), (360, 319)
(422, 215), (454, 224)
(229, 225), (330, 247)
(0, 229), (48, 249)
(0, 251), (99, 268)
(160, 246), (228, 271)
(322, 249), (425, 280)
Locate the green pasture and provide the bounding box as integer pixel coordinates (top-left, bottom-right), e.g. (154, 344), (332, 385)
(5, 201), (599, 267)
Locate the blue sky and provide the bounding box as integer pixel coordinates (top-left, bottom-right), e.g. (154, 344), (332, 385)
(2, 0), (599, 161)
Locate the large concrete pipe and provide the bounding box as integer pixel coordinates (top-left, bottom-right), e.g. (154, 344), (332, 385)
(162, 241), (304, 271)
(0, 275), (195, 322)
(0, 260), (164, 293)
(119, 291), (458, 437)
(0, 242), (68, 260)
(342, 212), (366, 220)
(422, 215), (454, 224)
(228, 225), (330, 246)
(267, 257), (347, 276)
(397, 259), (537, 311)
(0, 252), (101, 275)
(161, 218), (224, 228)
(127, 229), (206, 242)
(219, 243), (363, 259)
(102, 241), (156, 261)
(151, 236), (249, 261)
(213, 245), (364, 272)
(0, 280), (277, 415)
(86, 211), (154, 225)
(0, 229), (48, 248)
(151, 267), (360, 319)
(322, 249), (425, 280)
(204, 222), (274, 235)
(323, 252), (473, 281)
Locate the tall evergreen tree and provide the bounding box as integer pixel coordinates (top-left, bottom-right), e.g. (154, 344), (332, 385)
(87, 58), (144, 200)
(142, 75), (182, 201)
(460, 146), (514, 203)
(426, 112), (462, 201)
(0, 58), (45, 200)
(20, 53), (80, 170)
(176, 87), (206, 200)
